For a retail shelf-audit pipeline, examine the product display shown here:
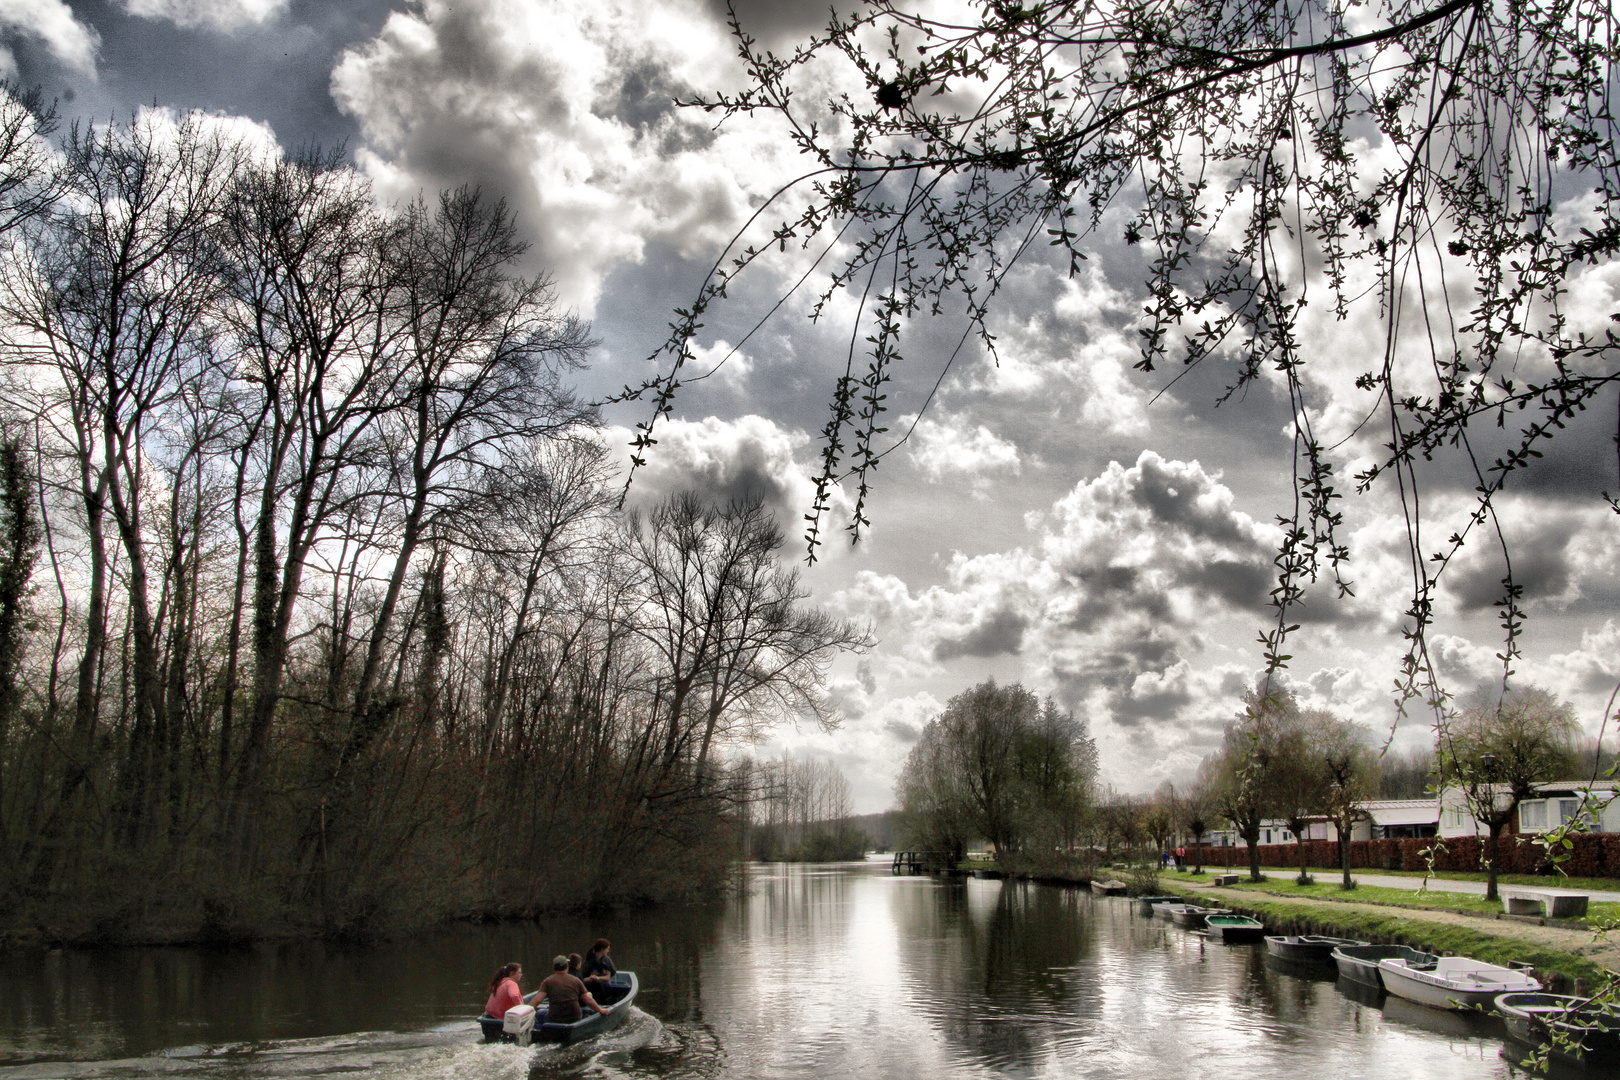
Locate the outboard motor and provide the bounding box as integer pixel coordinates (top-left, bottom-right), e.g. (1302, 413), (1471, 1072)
(502, 1004), (536, 1046)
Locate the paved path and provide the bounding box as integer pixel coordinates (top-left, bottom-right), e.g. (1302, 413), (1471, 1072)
(1350, 873), (1620, 903)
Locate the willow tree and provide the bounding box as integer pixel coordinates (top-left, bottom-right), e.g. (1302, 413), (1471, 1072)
(620, 0), (1620, 714)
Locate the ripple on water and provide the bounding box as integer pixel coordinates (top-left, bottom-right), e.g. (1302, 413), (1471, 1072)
(0, 1012), (669, 1080)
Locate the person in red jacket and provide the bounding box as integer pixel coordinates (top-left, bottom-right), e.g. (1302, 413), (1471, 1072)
(484, 962), (525, 1017)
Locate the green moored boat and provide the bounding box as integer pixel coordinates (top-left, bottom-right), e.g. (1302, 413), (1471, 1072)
(1202, 913), (1265, 943)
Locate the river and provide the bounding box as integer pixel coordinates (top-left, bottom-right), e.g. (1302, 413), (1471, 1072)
(0, 859), (1562, 1079)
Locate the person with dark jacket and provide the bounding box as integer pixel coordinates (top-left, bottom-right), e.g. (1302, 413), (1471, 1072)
(535, 955), (609, 1024)
(581, 939), (615, 987)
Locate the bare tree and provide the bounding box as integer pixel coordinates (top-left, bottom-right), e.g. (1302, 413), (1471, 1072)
(217, 152), (393, 850)
(1, 112), (238, 844)
(625, 493), (868, 786)
(1213, 688), (1295, 882)
(342, 186), (595, 753)
(1320, 717), (1377, 889)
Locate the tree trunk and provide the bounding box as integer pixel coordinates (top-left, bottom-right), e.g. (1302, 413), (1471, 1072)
(1246, 836), (1261, 881)
(1295, 832), (1310, 884)
(1485, 821), (1502, 901)
(1339, 819), (1354, 888)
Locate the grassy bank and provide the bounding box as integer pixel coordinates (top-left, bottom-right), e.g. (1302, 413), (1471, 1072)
(1154, 880), (1607, 984)
(1159, 869), (1620, 926)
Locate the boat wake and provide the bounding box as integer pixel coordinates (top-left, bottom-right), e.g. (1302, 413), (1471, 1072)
(0, 1011), (666, 1080)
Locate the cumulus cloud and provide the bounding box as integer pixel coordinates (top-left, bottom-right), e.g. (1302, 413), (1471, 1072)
(332, 0), (812, 312)
(836, 450), (1279, 737)
(905, 412), (1021, 490)
(122, 0), (286, 31)
(604, 414), (852, 541)
(0, 0), (97, 76)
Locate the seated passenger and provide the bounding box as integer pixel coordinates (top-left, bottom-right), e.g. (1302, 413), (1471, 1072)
(535, 954), (610, 1024)
(580, 938), (616, 996)
(484, 962), (525, 1018)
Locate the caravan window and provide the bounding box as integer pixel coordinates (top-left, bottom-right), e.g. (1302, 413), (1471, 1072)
(1520, 801), (1547, 829)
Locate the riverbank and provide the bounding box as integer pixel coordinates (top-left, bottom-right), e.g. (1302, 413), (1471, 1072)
(1162, 876), (1616, 986)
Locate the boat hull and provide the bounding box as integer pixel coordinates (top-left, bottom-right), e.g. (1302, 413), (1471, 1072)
(1204, 915), (1265, 943)
(1265, 935), (1366, 964)
(1171, 906), (1220, 929)
(1133, 896), (1180, 916)
(1331, 944), (1437, 988)
(1496, 992), (1620, 1067)
(1091, 879), (1127, 895)
(1379, 958), (1538, 1011)
(479, 972), (638, 1045)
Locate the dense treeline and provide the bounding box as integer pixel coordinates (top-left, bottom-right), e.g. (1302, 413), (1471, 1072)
(896, 680), (1097, 868)
(0, 101), (864, 944)
(746, 754), (866, 862)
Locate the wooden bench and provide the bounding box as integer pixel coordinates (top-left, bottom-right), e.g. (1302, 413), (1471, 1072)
(1210, 874), (1241, 886)
(1499, 886), (1589, 919)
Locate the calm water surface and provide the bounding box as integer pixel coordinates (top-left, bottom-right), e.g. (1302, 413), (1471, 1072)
(0, 859), (1561, 1078)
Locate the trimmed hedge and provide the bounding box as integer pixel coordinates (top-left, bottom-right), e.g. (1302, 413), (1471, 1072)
(1194, 833), (1620, 877)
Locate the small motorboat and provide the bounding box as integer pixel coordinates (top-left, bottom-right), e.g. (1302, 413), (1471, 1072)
(1379, 957), (1538, 1010)
(1203, 913), (1265, 943)
(1091, 879), (1128, 895)
(1331, 944), (1437, 989)
(1496, 992), (1620, 1067)
(1171, 905), (1224, 930)
(1133, 895), (1181, 916)
(1154, 902), (1184, 921)
(479, 972), (639, 1045)
(1265, 935), (1367, 963)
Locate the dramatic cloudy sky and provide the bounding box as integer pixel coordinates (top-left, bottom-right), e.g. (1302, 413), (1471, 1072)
(15, 0), (1620, 811)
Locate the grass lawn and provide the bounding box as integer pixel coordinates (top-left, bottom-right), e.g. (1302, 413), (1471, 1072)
(1318, 865), (1620, 893)
(1158, 868), (1620, 927)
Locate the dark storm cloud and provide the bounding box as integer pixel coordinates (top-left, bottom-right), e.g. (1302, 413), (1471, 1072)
(1177, 558), (1271, 611)
(1109, 679), (1195, 723)
(883, 718), (921, 743)
(14, 0), (398, 153)
(932, 607), (1028, 661)
(1407, 384), (1619, 500)
(1056, 564), (1176, 630)
(702, 0), (837, 47)
(1445, 518), (1576, 611)
(1129, 454), (1258, 545)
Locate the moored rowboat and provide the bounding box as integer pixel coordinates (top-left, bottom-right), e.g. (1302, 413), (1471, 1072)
(1171, 905), (1224, 930)
(1496, 992), (1620, 1067)
(1330, 944), (1436, 989)
(1379, 957), (1538, 1010)
(1133, 895), (1181, 916)
(1091, 879), (1128, 895)
(1203, 913), (1265, 943)
(1265, 935), (1366, 963)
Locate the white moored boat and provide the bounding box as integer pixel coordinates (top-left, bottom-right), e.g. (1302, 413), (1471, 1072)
(1378, 956), (1539, 1010)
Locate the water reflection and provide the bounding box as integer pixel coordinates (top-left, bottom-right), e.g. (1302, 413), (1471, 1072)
(0, 860), (1546, 1079)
